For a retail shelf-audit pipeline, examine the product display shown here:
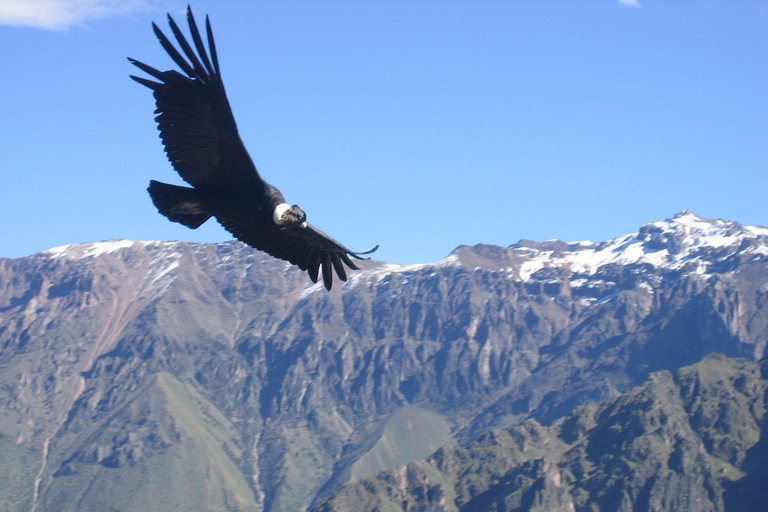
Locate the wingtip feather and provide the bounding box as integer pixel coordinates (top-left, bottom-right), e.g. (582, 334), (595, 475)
(308, 255), (321, 284)
(340, 253), (359, 270)
(167, 11), (208, 81)
(153, 18), (197, 79)
(186, 5), (215, 76)
(129, 75), (163, 90)
(349, 244), (379, 260)
(322, 253), (333, 291)
(331, 254), (347, 282)
(205, 15), (220, 75)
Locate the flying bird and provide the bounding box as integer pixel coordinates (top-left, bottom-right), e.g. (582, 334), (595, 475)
(129, 6), (377, 290)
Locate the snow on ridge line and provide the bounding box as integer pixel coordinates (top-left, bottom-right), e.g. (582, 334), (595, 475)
(662, 210), (723, 231)
(33, 214), (768, 283)
(746, 225), (768, 237)
(83, 240), (140, 258)
(649, 211), (768, 241)
(377, 254), (461, 276)
(44, 239), (137, 258)
(336, 254), (462, 293)
(514, 212), (768, 281)
(42, 240), (181, 259)
(352, 254), (461, 281)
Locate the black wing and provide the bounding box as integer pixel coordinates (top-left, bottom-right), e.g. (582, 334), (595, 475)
(219, 219), (378, 291)
(129, 6), (263, 194)
(133, 7), (378, 290)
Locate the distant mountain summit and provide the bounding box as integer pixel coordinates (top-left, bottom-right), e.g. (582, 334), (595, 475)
(451, 210), (768, 280)
(1, 212), (767, 511)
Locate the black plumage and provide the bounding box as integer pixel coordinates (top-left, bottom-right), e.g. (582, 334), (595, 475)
(130, 6), (377, 290)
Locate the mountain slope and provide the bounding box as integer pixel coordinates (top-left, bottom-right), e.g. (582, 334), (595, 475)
(314, 354), (768, 512)
(1, 211), (767, 511)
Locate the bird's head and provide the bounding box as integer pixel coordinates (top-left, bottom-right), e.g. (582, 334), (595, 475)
(273, 203), (307, 227)
(290, 205), (307, 223)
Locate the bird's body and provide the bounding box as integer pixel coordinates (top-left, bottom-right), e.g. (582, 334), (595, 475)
(130, 7), (376, 290)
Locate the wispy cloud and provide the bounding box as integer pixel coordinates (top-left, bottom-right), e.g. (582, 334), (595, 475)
(618, 0), (642, 8)
(0, 0), (167, 30)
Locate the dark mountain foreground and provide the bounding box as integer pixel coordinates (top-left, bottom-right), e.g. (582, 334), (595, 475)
(314, 354), (768, 512)
(1, 211), (767, 511)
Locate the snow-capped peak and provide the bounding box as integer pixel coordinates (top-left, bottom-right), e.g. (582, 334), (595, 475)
(643, 210), (745, 246)
(636, 210), (766, 255)
(513, 211), (768, 281)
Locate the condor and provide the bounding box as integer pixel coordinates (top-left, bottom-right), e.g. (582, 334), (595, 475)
(130, 7), (377, 290)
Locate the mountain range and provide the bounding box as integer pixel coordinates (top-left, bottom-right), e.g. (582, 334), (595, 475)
(0, 211), (766, 511)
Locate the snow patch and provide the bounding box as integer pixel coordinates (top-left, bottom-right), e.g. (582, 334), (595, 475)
(518, 259), (546, 281)
(82, 240), (137, 258)
(42, 240), (179, 260)
(134, 250), (183, 301)
(43, 244), (73, 257)
(343, 255), (461, 293)
(638, 282), (654, 293)
(746, 225), (768, 237)
(151, 259), (180, 283)
(299, 281), (325, 299)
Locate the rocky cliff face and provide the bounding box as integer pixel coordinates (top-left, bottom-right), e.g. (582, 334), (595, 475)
(1, 211), (767, 511)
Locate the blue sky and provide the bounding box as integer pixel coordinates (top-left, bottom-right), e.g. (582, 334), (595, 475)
(1, 0), (766, 265)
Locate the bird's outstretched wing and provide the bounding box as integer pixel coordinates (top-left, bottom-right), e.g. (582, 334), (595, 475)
(129, 6), (263, 193)
(133, 7), (379, 290)
(219, 219), (378, 291)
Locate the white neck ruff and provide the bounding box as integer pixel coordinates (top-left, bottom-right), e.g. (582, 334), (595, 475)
(273, 203), (291, 225)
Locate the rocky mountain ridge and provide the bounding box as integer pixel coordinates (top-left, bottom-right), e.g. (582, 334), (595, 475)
(315, 354), (768, 512)
(1, 211), (767, 511)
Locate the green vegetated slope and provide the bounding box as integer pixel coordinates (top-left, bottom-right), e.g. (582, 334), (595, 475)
(315, 354), (768, 512)
(268, 407), (452, 512)
(0, 441), (37, 512)
(350, 407), (453, 482)
(40, 372), (258, 512)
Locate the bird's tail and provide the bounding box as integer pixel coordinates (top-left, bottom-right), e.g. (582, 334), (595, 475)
(147, 180), (211, 229)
